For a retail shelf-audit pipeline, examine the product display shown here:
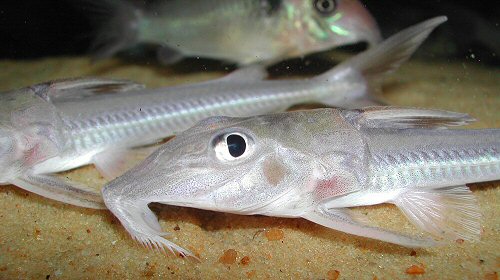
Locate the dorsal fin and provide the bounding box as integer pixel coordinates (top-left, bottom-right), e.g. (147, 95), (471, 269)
(31, 77), (145, 102)
(343, 106), (475, 129)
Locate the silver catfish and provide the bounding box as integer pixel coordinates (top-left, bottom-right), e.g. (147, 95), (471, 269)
(103, 107), (499, 257)
(0, 17), (445, 209)
(89, 0), (382, 64)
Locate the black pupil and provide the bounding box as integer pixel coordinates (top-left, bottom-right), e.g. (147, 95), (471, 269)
(227, 134), (246, 158)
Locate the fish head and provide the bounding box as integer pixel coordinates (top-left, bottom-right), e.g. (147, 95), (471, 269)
(0, 87), (65, 183)
(285, 0), (381, 55)
(105, 109), (366, 216)
(0, 127), (18, 183)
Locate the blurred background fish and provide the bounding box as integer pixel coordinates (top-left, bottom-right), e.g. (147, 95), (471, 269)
(2, 0), (497, 67)
(82, 0), (381, 65)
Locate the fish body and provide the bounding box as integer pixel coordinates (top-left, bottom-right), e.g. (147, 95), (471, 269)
(0, 17), (445, 209)
(102, 107), (499, 256)
(90, 0), (381, 64)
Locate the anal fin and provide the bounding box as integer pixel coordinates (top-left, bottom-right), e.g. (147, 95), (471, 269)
(303, 206), (438, 247)
(393, 185), (481, 242)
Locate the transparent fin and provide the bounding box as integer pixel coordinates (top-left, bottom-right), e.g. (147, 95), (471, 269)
(93, 147), (157, 180)
(314, 16), (447, 107)
(303, 206), (438, 247)
(82, 0), (142, 60)
(343, 106), (475, 129)
(12, 174), (105, 209)
(336, 16), (448, 79)
(105, 199), (196, 259)
(393, 186), (482, 242)
(93, 149), (132, 180)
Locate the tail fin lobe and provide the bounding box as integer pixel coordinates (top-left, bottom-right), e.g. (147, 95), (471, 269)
(83, 0), (143, 60)
(315, 16), (447, 108)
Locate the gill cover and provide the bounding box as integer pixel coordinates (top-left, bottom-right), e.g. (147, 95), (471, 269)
(0, 85), (65, 182)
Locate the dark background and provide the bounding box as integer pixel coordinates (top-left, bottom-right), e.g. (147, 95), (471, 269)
(0, 0), (498, 64)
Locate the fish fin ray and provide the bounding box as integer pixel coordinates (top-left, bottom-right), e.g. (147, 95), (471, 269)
(105, 199), (196, 258)
(343, 106), (475, 129)
(393, 185), (482, 242)
(33, 78), (145, 102)
(303, 206), (438, 247)
(12, 174), (105, 209)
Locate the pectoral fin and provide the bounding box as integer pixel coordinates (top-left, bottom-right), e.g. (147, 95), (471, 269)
(12, 174), (105, 209)
(102, 197), (196, 258)
(303, 206), (438, 247)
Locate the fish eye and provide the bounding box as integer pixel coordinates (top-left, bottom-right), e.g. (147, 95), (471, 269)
(314, 0), (337, 15)
(227, 134), (246, 158)
(212, 132), (253, 162)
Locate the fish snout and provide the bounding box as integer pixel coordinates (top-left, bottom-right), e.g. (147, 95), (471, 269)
(340, 0), (382, 46)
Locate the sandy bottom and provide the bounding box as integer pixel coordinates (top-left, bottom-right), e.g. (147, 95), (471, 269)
(0, 57), (498, 279)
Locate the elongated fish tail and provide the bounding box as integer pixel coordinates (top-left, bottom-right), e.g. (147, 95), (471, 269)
(314, 16), (448, 109)
(82, 0), (143, 60)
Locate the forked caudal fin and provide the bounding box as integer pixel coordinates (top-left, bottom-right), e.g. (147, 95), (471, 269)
(315, 16), (447, 108)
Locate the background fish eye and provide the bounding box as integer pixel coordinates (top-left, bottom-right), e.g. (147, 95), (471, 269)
(314, 0), (337, 15)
